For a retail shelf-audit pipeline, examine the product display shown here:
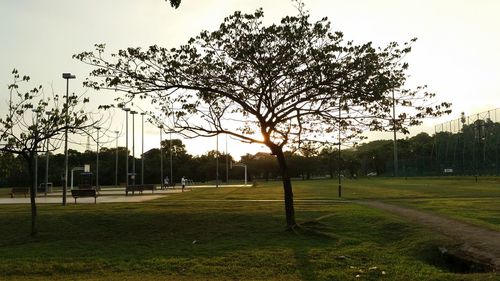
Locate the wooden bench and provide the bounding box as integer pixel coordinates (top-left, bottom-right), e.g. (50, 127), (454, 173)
(71, 189), (97, 204)
(10, 187), (29, 198)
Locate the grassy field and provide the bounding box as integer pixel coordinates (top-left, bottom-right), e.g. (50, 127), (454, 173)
(0, 177), (499, 280)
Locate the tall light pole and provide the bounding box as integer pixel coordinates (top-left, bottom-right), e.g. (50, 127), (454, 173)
(216, 134), (219, 188)
(94, 126), (101, 189)
(392, 90), (399, 177)
(114, 130), (119, 188)
(170, 104), (174, 185)
(159, 125), (164, 188)
(226, 134), (228, 183)
(123, 107), (130, 188)
(130, 110), (137, 185)
(62, 72), (75, 205)
(141, 112), (145, 185)
(45, 111), (51, 196)
(338, 101), (342, 198)
(32, 109), (40, 197)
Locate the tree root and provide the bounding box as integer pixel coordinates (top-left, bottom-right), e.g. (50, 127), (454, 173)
(287, 213), (338, 239)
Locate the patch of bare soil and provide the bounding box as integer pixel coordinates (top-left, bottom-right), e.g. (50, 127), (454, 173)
(358, 200), (500, 272)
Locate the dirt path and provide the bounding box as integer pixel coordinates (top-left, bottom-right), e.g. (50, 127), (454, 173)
(358, 200), (500, 271)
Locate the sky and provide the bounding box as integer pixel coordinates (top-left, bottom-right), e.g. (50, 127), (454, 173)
(1, 0), (500, 159)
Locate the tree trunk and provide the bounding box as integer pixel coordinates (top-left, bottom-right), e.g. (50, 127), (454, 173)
(273, 148), (296, 228)
(28, 156), (37, 236)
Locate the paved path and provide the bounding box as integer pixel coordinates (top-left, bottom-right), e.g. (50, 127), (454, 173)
(0, 184), (249, 205)
(358, 200), (500, 271)
(0, 188), (182, 204)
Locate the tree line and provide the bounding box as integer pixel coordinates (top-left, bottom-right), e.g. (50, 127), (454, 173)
(3, 118), (498, 189)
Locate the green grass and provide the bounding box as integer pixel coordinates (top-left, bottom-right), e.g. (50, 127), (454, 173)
(0, 177), (499, 280)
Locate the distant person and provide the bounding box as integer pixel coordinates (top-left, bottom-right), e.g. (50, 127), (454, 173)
(181, 176), (186, 192)
(163, 176), (169, 189)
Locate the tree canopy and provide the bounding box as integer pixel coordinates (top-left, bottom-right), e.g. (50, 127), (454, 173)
(75, 6), (450, 228)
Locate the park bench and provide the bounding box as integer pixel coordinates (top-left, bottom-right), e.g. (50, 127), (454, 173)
(142, 184), (156, 193)
(126, 184), (157, 195)
(125, 185), (143, 195)
(71, 189), (97, 204)
(10, 187), (29, 198)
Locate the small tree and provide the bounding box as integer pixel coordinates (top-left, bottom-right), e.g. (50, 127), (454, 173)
(0, 70), (96, 235)
(76, 6), (450, 228)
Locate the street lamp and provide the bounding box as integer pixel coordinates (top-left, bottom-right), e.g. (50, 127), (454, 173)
(159, 125), (164, 189)
(123, 107), (130, 188)
(45, 111), (51, 196)
(114, 130), (119, 188)
(338, 101), (342, 198)
(216, 133), (219, 188)
(130, 110), (137, 185)
(62, 72), (75, 205)
(32, 109), (40, 197)
(94, 126), (101, 189)
(226, 134), (228, 183)
(141, 112), (145, 185)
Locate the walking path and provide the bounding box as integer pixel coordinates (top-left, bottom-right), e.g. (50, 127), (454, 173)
(0, 184), (248, 205)
(358, 200), (500, 271)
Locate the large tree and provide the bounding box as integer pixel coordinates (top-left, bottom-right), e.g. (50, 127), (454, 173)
(75, 6), (450, 228)
(0, 70), (96, 235)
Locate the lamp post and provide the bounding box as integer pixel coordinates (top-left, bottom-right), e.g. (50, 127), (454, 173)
(141, 112), (145, 185)
(170, 103), (174, 186)
(45, 111), (51, 196)
(216, 134), (219, 188)
(114, 130), (119, 188)
(94, 126), (101, 189)
(62, 73), (75, 205)
(130, 110), (137, 185)
(123, 107), (130, 188)
(32, 109), (40, 197)
(159, 125), (164, 188)
(226, 134), (228, 183)
(338, 101), (342, 198)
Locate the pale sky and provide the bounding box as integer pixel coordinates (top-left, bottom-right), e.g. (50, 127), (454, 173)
(1, 0), (500, 159)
